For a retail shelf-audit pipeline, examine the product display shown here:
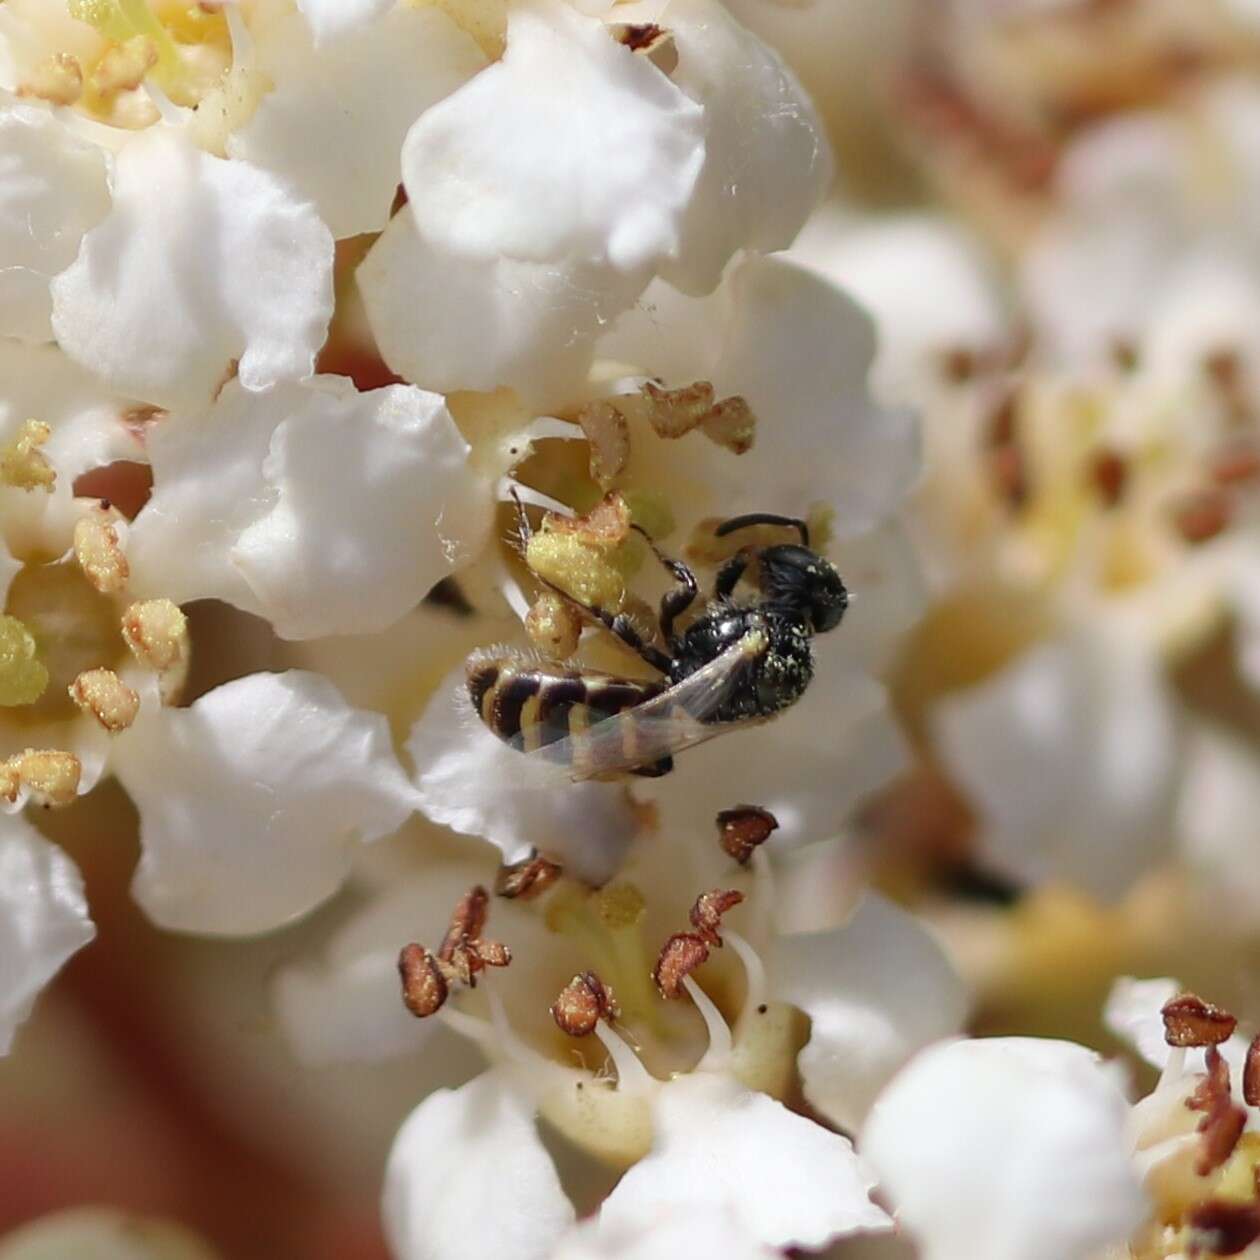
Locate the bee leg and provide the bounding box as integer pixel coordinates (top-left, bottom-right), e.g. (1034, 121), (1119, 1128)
(630, 755), (674, 778)
(632, 526), (700, 640)
(602, 611), (675, 675)
(715, 552), (751, 599)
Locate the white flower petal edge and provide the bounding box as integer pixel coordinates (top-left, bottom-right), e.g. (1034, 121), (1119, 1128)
(658, 0), (831, 295)
(128, 378), (484, 638)
(863, 1037), (1150, 1260)
(51, 129), (334, 410)
(406, 666), (639, 883)
(111, 672), (417, 935)
(0, 94), (110, 343)
(553, 1209), (776, 1260)
(359, 211), (649, 408)
(230, 8), (485, 239)
(401, 0), (703, 271)
(295, 0), (396, 43)
(600, 1072), (890, 1250)
(1102, 976), (1182, 1072)
(769, 893), (969, 1133)
(934, 630), (1180, 899)
(0, 815), (94, 1054)
(384, 1071), (576, 1260)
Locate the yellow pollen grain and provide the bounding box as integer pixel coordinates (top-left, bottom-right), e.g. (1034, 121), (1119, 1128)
(0, 420), (56, 494)
(18, 53), (84, 105)
(74, 509), (130, 596)
(4, 749), (82, 808)
(526, 532), (626, 613)
(68, 668), (140, 733)
(0, 616), (49, 707)
(121, 599), (188, 674)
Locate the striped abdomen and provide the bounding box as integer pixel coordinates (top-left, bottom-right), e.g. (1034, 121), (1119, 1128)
(466, 655), (665, 759)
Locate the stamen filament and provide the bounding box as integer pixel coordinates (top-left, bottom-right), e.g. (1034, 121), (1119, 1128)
(725, 930), (767, 1039)
(594, 1020), (657, 1096)
(684, 975), (733, 1073)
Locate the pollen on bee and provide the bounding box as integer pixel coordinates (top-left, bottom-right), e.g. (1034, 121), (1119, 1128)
(0, 420), (56, 494)
(68, 668), (140, 733)
(74, 507), (130, 596)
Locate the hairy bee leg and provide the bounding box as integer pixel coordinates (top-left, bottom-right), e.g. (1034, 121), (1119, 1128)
(714, 552), (751, 599)
(602, 611), (675, 675)
(631, 525), (700, 640)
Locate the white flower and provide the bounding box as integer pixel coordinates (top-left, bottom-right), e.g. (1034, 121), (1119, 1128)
(0, 813), (93, 1055)
(127, 377), (487, 639)
(863, 1036), (1150, 1260)
(547, 1209), (776, 1260)
(51, 127), (334, 410)
(0, 1208), (219, 1259)
(295, 0), (396, 44)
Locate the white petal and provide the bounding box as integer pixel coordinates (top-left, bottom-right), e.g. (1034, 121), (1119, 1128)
(658, 0), (831, 296)
(770, 894), (969, 1133)
(359, 211), (647, 408)
(0, 815), (93, 1054)
(400, 0), (703, 271)
(51, 130), (333, 410)
(384, 1071), (575, 1260)
(863, 1037), (1149, 1260)
(1102, 976), (1181, 1072)
(406, 666), (638, 883)
(553, 1210), (775, 1260)
(640, 648), (907, 850)
(230, 8), (485, 238)
(601, 1072), (890, 1249)
(934, 631), (1180, 899)
(232, 380), (484, 638)
(0, 1207), (220, 1260)
(112, 671), (416, 935)
(295, 0), (395, 42)
(0, 95), (110, 342)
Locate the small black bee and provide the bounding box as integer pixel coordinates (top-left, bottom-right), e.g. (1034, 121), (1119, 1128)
(467, 505), (848, 780)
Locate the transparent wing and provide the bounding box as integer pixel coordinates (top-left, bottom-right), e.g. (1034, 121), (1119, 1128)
(527, 629), (770, 782)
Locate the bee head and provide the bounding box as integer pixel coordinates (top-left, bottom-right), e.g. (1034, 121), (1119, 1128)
(758, 545), (849, 634)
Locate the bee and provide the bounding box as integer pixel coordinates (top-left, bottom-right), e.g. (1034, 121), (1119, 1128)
(466, 502), (849, 781)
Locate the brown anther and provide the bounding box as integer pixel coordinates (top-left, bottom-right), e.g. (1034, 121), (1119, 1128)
(1197, 1100), (1247, 1176)
(653, 932), (709, 1000)
(494, 852), (563, 901)
(716, 804), (779, 864)
(1185, 1201), (1260, 1256)
(551, 971), (619, 1037)
(1175, 492), (1233, 545)
(577, 401), (630, 489)
(68, 668), (140, 733)
(990, 444), (1028, 509)
(1211, 445), (1260, 487)
(541, 493), (633, 548)
(525, 591), (582, 661)
(18, 52), (83, 105)
(689, 889), (745, 948)
(1244, 1036), (1260, 1107)
(642, 380), (716, 438)
(1163, 993), (1239, 1047)
(437, 886), (511, 987)
(1205, 350), (1244, 398)
(701, 395), (756, 455)
(74, 507), (130, 595)
(398, 944), (449, 1018)
(939, 347), (978, 384)
(1090, 449), (1128, 507)
(612, 22), (666, 50)
(1110, 338), (1139, 373)
(1188, 1046), (1232, 1114)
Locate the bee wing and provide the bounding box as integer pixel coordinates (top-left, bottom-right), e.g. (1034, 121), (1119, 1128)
(529, 629), (770, 782)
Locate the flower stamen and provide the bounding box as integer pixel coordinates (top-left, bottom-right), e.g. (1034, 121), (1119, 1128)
(68, 668), (140, 733)
(551, 971), (619, 1038)
(0, 420), (56, 494)
(74, 505), (130, 596)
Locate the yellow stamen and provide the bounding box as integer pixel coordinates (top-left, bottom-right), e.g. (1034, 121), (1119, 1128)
(18, 53), (84, 105)
(121, 598), (188, 675)
(90, 34), (158, 95)
(74, 508), (130, 596)
(68, 668), (140, 733)
(0, 420), (55, 494)
(3, 749), (82, 808)
(0, 616), (48, 707)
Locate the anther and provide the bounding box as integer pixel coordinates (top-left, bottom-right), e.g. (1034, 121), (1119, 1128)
(689, 889), (744, 948)
(437, 886), (511, 987)
(91, 35), (158, 95)
(68, 668), (140, 733)
(398, 944), (449, 1018)
(525, 591), (581, 661)
(0, 420), (55, 493)
(716, 805), (778, 865)
(577, 401), (630, 489)
(551, 972), (619, 1038)
(1, 749), (82, 809)
(74, 507), (130, 595)
(1188, 1046), (1231, 1114)
(701, 395), (755, 455)
(1162, 993), (1238, 1047)
(1185, 1201), (1260, 1257)
(1211, 445), (1260, 487)
(18, 53), (84, 105)
(495, 852), (563, 901)
(653, 932), (709, 1000)
(1174, 491), (1233, 545)
(1197, 1099), (1247, 1177)
(1244, 1036), (1260, 1108)
(1090, 449), (1128, 507)
(121, 599), (188, 675)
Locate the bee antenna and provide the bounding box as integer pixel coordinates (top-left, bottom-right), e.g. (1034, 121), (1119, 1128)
(713, 513), (810, 547)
